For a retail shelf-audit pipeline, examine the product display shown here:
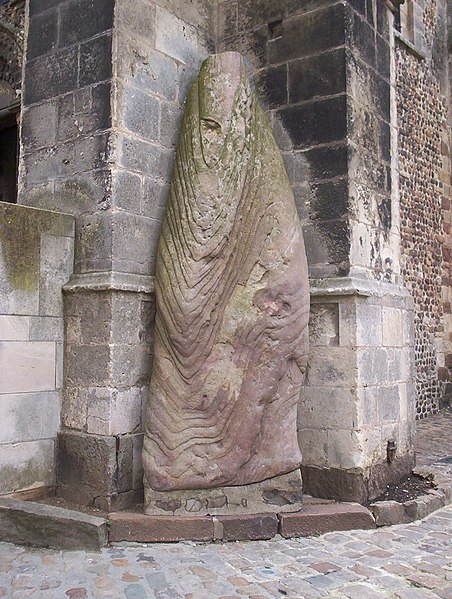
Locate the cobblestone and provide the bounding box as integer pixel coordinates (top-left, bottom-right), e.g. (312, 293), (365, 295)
(0, 505), (450, 597)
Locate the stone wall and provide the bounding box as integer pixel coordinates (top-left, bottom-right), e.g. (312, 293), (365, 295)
(217, 0), (416, 502)
(396, 0), (452, 417)
(0, 202), (74, 497)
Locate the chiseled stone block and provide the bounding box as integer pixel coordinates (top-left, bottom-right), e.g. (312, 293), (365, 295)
(382, 307), (404, 347)
(155, 6), (201, 65)
(0, 341), (56, 394)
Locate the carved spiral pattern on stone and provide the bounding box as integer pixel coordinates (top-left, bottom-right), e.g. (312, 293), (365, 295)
(143, 53), (309, 492)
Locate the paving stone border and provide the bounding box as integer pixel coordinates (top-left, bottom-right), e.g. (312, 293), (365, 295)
(369, 468), (452, 526)
(0, 469), (450, 549)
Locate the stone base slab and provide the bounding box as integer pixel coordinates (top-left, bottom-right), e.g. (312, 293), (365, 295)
(144, 469), (303, 516)
(0, 498), (107, 550)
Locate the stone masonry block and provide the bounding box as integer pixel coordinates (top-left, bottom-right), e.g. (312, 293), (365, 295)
(0, 391), (60, 445)
(377, 385), (400, 421)
(64, 344), (110, 387)
(298, 428), (328, 467)
(0, 316), (30, 341)
(279, 95), (348, 150)
(279, 503), (375, 538)
(0, 439), (55, 495)
(268, 4), (346, 64)
(108, 513), (213, 543)
(39, 234), (74, 317)
(306, 346), (357, 387)
(79, 34), (113, 87)
(327, 429), (363, 469)
(289, 48), (346, 104)
(382, 307), (403, 347)
(119, 135), (174, 181)
(308, 303), (339, 347)
(0, 498), (108, 550)
(0, 341), (55, 394)
(62, 387), (88, 431)
(21, 101), (57, 150)
(357, 347), (388, 386)
(215, 514), (278, 541)
(29, 316), (64, 342)
(111, 169), (142, 214)
(115, 0), (155, 42)
(59, 0), (114, 48)
(298, 387), (358, 430)
(155, 6), (201, 65)
(122, 86), (160, 142)
(118, 47), (178, 102)
(26, 8), (58, 61)
(57, 431), (117, 496)
(112, 212), (159, 276)
(24, 47), (78, 105)
(356, 303), (382, 346)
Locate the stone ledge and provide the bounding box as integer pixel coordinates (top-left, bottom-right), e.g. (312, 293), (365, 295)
(0, 498), (108, 550)
(63, 271), (154, 294)
(370, 482), (452, 526)
(279, 503), (376, 539)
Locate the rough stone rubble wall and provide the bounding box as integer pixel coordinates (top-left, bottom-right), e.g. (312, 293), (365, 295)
(396, 0), (452, 417)
(0, 202), (74, 497)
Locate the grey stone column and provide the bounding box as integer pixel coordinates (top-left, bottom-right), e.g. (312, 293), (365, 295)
(19, 0), (214, 509)
(218, 0), (416, 502)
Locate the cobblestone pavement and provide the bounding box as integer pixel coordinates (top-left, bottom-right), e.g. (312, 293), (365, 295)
(0, 409), (451, 598)
(0, 505), (450, 598)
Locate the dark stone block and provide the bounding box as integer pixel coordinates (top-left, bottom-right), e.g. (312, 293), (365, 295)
(376, 35), (390, 79)
(60, 0), (115, 47)
(79, 34), (113, 87)
(123, 86), (160, 141)
(371, 71), (390, 122)
(57, 431), (117, 496)
(217, 513), (278, 541)
(376, 0), (390, 39)
(349, 11), (376, 66)
(221, 26), (269, 70)
(304, 144), (349, 180)
(379, 121), (391, 163)
(24, 47), (78, 105)
(289, 48), (346, 104)
(316, 219), (351, 272)
(302, 465), (368, 503)
(237, 0), (335, 32)
(56, 83), (111, 142)
(366, 0), (374, 27)
(27, 9), (58, 60)
(345, 0), (366, 17)
(279, 95), (348, 149)
(29, 0), (62, 16)
(269, 4), (346, 64)
(310, 179), (349, 222)
(254, 64), (287, 109)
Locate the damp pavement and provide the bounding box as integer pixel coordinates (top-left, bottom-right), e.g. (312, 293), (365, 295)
(0, 409), (451, 599)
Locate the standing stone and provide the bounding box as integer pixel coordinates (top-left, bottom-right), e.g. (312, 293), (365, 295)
(143, 52), (309, 515)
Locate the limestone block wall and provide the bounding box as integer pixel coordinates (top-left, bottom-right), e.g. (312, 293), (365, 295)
(396, 0), (452, 417)
(303, 282), (415, 502)
(0, 202), (74, 497)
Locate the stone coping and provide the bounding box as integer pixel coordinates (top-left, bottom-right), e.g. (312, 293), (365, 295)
(0, 470), (450, 550)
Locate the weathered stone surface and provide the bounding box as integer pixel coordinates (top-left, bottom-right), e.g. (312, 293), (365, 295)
(370, 500), (410, 526)
(215, 513), (278, 541)
(279, 503), (376, 538)
(0, 498), (107, 550)
(108, 513), (214, 543)
(144, 470), (303, 516)
(143, 52), (309, 502)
